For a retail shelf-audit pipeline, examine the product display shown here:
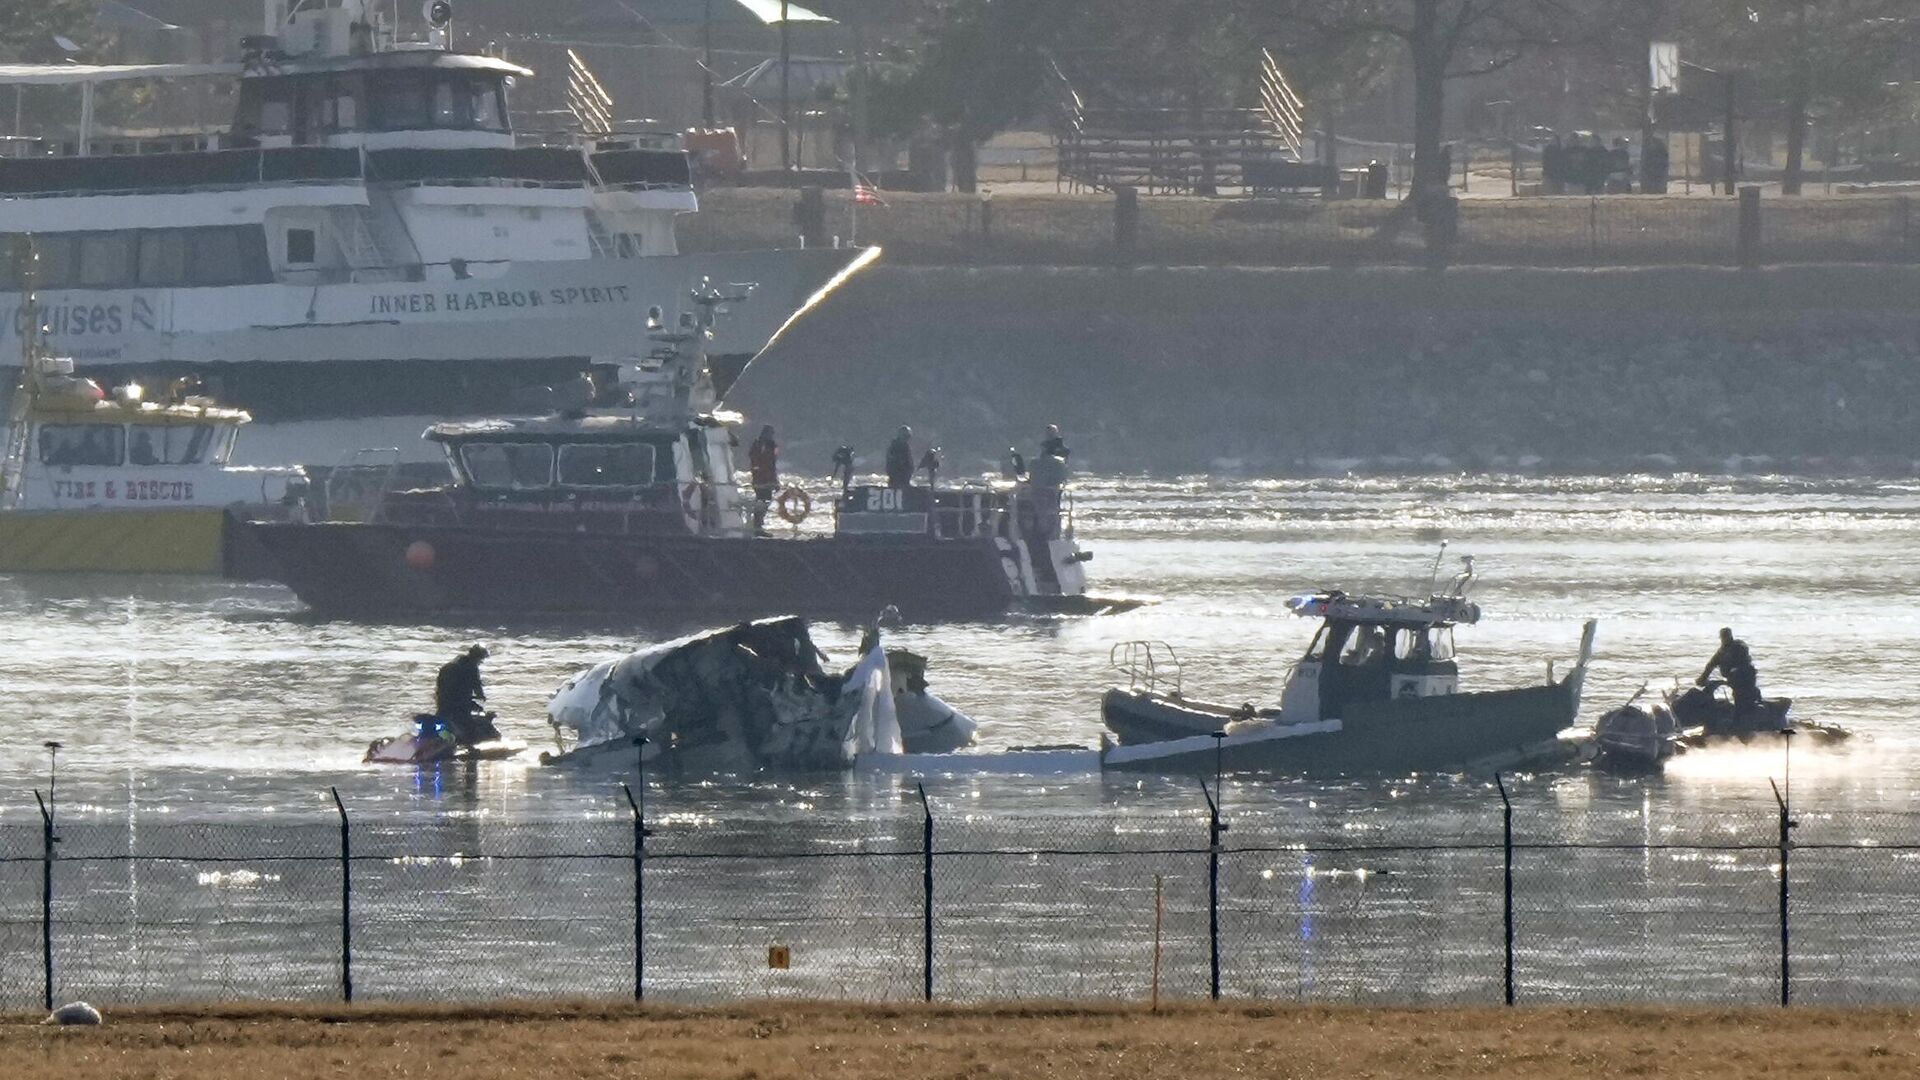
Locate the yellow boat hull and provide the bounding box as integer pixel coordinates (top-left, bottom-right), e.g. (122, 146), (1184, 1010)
(0, 508), (230, 574)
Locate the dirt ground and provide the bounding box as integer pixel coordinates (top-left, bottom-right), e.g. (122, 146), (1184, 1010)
(3, 1001), (1916, 1079)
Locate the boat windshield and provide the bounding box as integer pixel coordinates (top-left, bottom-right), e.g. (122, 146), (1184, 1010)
(557, 443), (658, 488)
(129, 424), (216, 466)
(38, 424), (124, 467)
(461, 442), (554, 490)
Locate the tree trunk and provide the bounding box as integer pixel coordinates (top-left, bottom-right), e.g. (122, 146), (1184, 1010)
(1781, 3), (1810, 196)
(1409, 0), (1448, 216)
(949, 133), (978, 193)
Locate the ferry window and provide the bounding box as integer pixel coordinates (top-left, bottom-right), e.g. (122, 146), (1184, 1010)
(1303, 626), (1328, 661)
(39, 424), (124, 467)
(137, 230), (188, 285)
(558, 443), (656, 487)
(432, 80), (459, 126)
(190, 227), (246, 285)
(1394, 629), (1431, 662)
(259, 89), (292, 135)
(469, 79), (506, 130)
(1431, 627), (1456, 661)
(78, 232), (135, 287)
(461, 442), (553, 489)
(335, 90), (359, 130)
(286, 228), (317, 265)
(371, 76), (428, 130)
(35, 234), (78, 289)
(1340, 626), (1386, 667)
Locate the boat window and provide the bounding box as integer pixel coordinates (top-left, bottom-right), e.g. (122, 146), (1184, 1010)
(335, 88), (359, 130)
(1339, 626), (1387, 667)
(432, 80), (460, 127)
(461, 442), (554, 489)
(212, 426), (239, 466)
(1394, 628), (1434, 662)
(558, 443), (656, 488)
(469, 77), (507, 130)
(130, 424), (215, 465)
(38, 424), (124, 467)
(258, 87), (292, 135)
(1431, 627), (1456, 661)
(78, 232), (136, 287)
(370, 75), (429, 130)
(137, 229), (188, 285)
(189, 227), (251, 286)
(35, 234), (78, 289)
(286, 228), (317, 265)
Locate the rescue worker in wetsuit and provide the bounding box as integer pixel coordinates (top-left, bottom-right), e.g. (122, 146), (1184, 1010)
(886, 426), (915, 488)
(435, 644), (498, 746)
(1698, 627), (1762, 715)
(748, 425), (779, 535)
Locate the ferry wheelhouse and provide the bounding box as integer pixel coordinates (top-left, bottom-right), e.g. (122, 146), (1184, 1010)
(0, 0), (871, 465)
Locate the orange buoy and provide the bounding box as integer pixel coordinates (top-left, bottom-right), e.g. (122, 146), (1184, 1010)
(404, 540), (435, 570)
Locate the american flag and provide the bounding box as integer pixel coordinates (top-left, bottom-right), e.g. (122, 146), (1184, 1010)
(854, 181), (887, 207)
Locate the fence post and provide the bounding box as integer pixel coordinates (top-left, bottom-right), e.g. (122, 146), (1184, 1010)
(331, 787), (351, 1003)
(1772, 734), (1795, 1007)
(1495, 773), (1514, 1006)
(1738, 186), (1762, 269)
(35, 790), (53, 1011)
(624, 735), (650, 1002)
(918, 783), (933, 1002)
(1201, 737), (1226, 1001)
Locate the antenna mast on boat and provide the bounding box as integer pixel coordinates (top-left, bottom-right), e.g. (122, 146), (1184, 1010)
(1425, 540), (1449, 596)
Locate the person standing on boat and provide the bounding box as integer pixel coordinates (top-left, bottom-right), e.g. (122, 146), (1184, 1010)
(886, 426), (915, 488)
(830, 445), (856, 493)
(1039, 424), (1070, 463)
(435, 644), (497, 746)
(748, 425), (780, 535)
(1698, 627), (1763, 714)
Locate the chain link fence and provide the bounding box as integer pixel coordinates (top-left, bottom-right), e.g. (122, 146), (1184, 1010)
(5, 779), (1920, 1008)
(684, 186), (1920, 268)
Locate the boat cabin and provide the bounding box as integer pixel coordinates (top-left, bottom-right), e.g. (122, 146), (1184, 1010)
(1277, 591), (1481, 722)
(3, 357), (305, 512)
(368, 410), (748, 535)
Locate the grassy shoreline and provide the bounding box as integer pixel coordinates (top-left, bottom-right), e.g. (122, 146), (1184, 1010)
(7, 1001), (1917, 1078)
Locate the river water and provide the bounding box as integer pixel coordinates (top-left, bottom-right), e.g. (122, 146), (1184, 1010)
(3, 474), (1919, 1005)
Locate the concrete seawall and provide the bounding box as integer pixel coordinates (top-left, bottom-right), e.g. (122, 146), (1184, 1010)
(736, 264), (1920, 474)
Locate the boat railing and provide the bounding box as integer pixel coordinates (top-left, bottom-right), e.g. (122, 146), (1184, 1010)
(323, 447), (402, 523)
(1111, 640), (1183, 696)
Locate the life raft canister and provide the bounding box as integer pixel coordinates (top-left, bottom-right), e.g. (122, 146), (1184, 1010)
(776, 487), (812, 524)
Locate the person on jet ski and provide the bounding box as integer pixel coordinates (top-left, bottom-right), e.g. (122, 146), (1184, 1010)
(1698, 627), (1763, 714)
(435, 644), (500, 746)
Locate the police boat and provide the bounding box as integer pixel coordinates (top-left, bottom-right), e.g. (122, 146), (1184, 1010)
(1100, 560), (1596, 776)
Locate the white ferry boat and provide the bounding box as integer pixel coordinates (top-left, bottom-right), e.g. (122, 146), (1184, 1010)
(0, 0), (873, 465)
(0, 319), (307, 573)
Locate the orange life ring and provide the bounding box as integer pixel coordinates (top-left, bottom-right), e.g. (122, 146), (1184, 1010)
(776, 487), (812, 524)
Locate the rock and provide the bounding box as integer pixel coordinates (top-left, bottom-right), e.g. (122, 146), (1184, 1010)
(43, 1001), (101, 1026)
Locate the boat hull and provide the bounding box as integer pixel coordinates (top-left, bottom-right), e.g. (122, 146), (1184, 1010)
(0, 507), (231, 573)
(242, 519), (1022, 620)
(1101, 679), (1583, 776)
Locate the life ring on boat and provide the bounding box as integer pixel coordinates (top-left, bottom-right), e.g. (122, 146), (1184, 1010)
(681, 481), (710, 517)
(776, 487), (812, 524)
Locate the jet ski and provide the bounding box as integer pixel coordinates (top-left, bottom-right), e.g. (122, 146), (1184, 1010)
(1669, 679), (1849, 748)
(364, 713), (528, 765)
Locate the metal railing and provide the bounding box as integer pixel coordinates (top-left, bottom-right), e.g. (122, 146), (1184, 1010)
(7, 770), (1917, 1008)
